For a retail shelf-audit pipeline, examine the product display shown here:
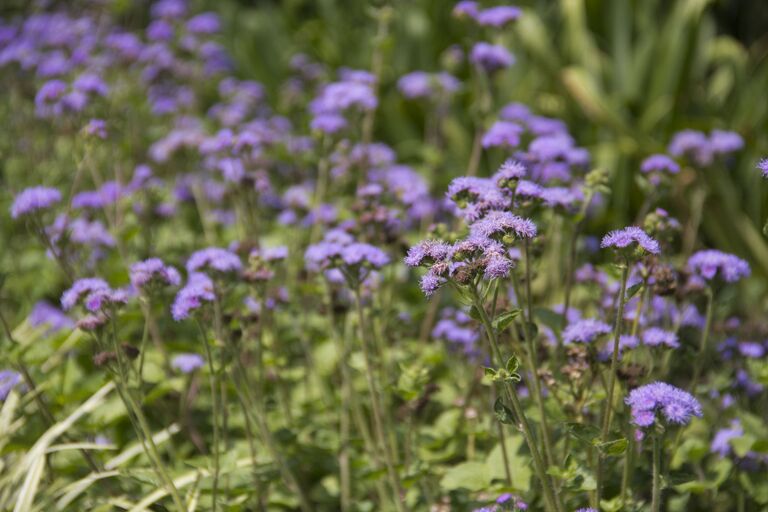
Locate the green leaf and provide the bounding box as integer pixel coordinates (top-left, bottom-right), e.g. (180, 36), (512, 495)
(484, 367), (497, 378)
(506, 355), (520, 374)
(468, 306), (482, 321)
(494, 397), (516, 425)
(493, 309), (522, 331)
(625, 282), (643, 301)
(565, 422), (601, 445)
(534, 308), (565, 332)
(439, 462), (489, 492)
(597, 438), (628, 456)
(485, 435), (530, 492)
(731, 435), (756, 458)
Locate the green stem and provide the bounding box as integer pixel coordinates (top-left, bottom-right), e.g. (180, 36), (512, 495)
(196, 321), (221, 512)
(352, 287), (405, 512)
(470, 286), (562, 512)
(651, 434), (662, 512)
(690, 287), (714, 389)
(597, 262), (630, 504)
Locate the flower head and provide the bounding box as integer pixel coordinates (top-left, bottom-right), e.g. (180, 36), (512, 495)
(11, 186), (62, 218)
(172, 353), (205, 373)
(640, 154), (679, 175)
(469, 210), (537, 241)
(171, 273), (215, 321)
(186, 247), (242, 274)
(470, 42), (514, 73)
(642, 327), (679, 349)
(711, 420), (743, 458)
(130, 258), (182, 290)
(563, 318), (611, 344)
(687, 250), (750, 283)
(0, 370), (22, 400)
(625, 382), (702, 428)
(758, 158), (768, 178)
(61, 278), (110, 311)
(601, 226), (660, 255)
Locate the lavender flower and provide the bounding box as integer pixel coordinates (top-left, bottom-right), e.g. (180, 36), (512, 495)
(0, 370), (22, 400)
(493, 160), (526, 189)
(172, 273), (215, 321)
(130, 258), (182, 290)
(470, 42), (514, 73)
(404, 240), (452, 267)
(625, 382), (702, 428)
(482, 121), (523, 149)
(710, 420), (743, 458)
(397, 71), (460, 99)
(758, 158), (768, 178)
(642, 327), (679, 349)
(601, 226), (660, 255)
(29, 301), (74, 333)
(61, 278), (110, 310)
(172, 353), (205, 373)
(687, 250), (750, 283)
(640, 154), (679, 175)
(186, 247), (242, 274)
(563, 318), (611, 344)
(11, 186), (62, 218)
(475, 6), (522, 27)
(469, 210), (537, 242)
(709, 130), (743, 154)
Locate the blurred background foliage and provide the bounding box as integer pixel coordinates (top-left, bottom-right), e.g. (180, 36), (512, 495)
(200, 0), (768, 278)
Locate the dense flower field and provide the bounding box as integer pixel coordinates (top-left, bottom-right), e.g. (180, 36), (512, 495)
(1, 1), (767, 511)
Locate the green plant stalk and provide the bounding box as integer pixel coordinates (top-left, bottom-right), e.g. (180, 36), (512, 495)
(597, 261), (630, 504)
(352, 286), (405, 512)
(620, 426), (634, 505)
(651, 434), (662, 512)
(232, 356), (313, 512)
(521, 240), (556, 467)
(196, 320), (221, 512)
(690, 286), (714, 389)
(470, 286), (563, 512)
(137, 298), (152, 387)
(325, 286), (352, 512)
(108, 325), (185, 511)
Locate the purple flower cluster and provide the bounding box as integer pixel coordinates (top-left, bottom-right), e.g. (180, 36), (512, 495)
(0, 370), (22, 400)
(601, 226), (660, 255)
(130, 258), (182, 290)
(562, 318), (611, 344)
(397, 71), (460, 100)
(668, 129), (743, 166)
(172, 273), (215, 321)
(61, 278), (128, 312)
(625, 382), (702, 428)
(454, 2), (521, 28)
(470, 42), (514, 73)
(11, 187), (62, 219)
(687, 250), (750, 283)
(641, 327), (679, 349)
(172, 353), (205, 373)
(186, 247), (242, 274)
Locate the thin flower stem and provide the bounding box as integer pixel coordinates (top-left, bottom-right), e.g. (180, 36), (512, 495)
(620, 426), (634, 505)
(352, 286), (405, 512)
(690, 286), (714, 389)
(196, 320), (221, 512)
(651, 434), (662, 512)
(470, 286), (562, 512)
(597, 262), (630, 504)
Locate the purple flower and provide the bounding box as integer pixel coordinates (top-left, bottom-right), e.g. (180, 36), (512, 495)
(311, 113), (347, 134)
(310, 80), (377, 115)
(61, 278), (110, 310)
(187, 13), (220, 34)
(172, 273), (216, 321)
(397, 71), (460, 99)
(493, 160), (526, 188)
(738, 341), (765, 359)
(711, 420), (743, 458)
(340, 243), (390, 268)
(470, 42), (514, 73)
(619, 334), (640, 352)
(575, 509), (597, 512)
(453, 1), (479, 18)
(420, 272), (442, 296)
(0, 370), (22, 400)
(758, 158), (768, 178)
(475, 6), (521, 27)
(640, 154), (679, 175)
(83, 288), (129, 312)
(469, 210), (537, 241)
(642, 327), (679, 349)
(404, 240), (452, 267)
(625, 382), (702, 428)
(130, 258), (182, 290)
(709, 130), (743, 154)
(73, 73), (109, 96)
(563, 318), (611, 344)
(186, 247), (242, 274)
(29, 301), (74, 333)
(251, 246), (289, 262)
(11, 186), (62, 218)
(687, 250), (750, 283)
(482, 121), (523, 149)
(601, 226), (660, 255)
(172, 353), (205, 373)
(84, 119), (107, 139)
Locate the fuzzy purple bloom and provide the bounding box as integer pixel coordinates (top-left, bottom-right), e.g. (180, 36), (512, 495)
(130, 258), (182, 290)
(29, 301), (74, 333)
(171, 273), (216, 321)
(601, 226), (660, 255)
(758, 158), (768, 178)
(482, 121), (523, 149)
(186, 247), (242, 274)
(625, 382), (702, 428)
(640, 154), (679, 175)
(11, 186), (62, 218)
(0, 370), (22, 400)
(709, 130), (744, 154)
(687, 250), (750, 283)
(711, 420), (743, 458)
(61, 278), (110, 311)
(563, 318), (611, 344)
(404, 240), (452, 267)
(470, 42), (514, 73)
(469, 210), (537, 241)
(172, 353), (205, 373)
(475, 6), (522, 27)
(642, 327), (679, 349)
